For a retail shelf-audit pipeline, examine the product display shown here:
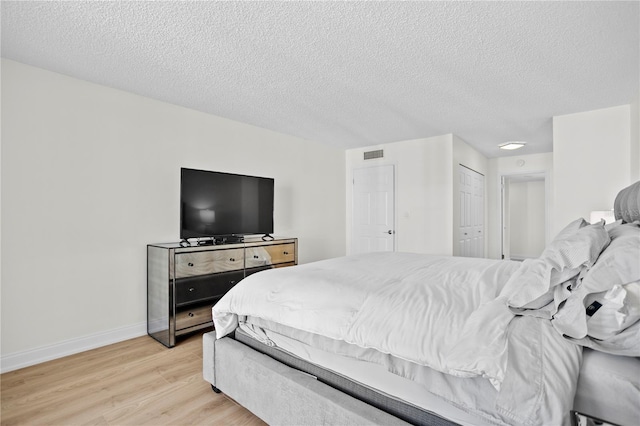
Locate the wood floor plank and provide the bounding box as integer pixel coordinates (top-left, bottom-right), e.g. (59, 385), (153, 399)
(1, 333), (266, 426)
(1, 336), (165, 403)
(103, 377), (217, 425)
(3, 346), (173, 414)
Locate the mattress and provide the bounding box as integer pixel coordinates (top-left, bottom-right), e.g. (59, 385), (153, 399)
(238, 317), (640, 426)
(233, 327), (477, 426)
(573, 348), (640, 425)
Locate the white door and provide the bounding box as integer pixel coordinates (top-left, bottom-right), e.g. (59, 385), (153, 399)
(352, 165), (395, 254)
(458, 165), (484, 258)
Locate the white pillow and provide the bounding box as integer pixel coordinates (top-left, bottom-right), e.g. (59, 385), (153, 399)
(584, 281), (640, 340)
(580, 222), (640, 294)
(541, 219), (610, 287)
(506, 219), (610, 310)
(552, 222), (640, 339)
(563, 319), (640, 356)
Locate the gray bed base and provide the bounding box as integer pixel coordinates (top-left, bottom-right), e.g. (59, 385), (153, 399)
(203, 331), (457, 425)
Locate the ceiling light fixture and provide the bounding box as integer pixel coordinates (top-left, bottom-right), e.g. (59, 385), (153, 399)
(499, 141), (527, 150)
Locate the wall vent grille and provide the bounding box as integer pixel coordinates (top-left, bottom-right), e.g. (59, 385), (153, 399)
(363, 149), (384, 160)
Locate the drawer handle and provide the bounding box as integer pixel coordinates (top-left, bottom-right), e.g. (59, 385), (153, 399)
(188, 262), (194, 267)
(283, 251), (289, 255)
(254, 255), (259, 259)
(188, 312), (194, 317)
(189, 287), (195, 292)
(229, 257), (235, 262)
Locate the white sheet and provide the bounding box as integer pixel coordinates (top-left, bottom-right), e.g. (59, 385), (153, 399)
(214, 252), (583, 425)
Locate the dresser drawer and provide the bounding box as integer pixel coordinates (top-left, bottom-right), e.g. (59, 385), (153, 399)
(245, 246), (273, 268)
(263, 243), (296, 265)
(175, 270), (244, 306)
(176, 304), (213, 331)
(175, 248), (244, 278)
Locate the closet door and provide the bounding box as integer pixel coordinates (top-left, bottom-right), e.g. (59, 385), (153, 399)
(458, 165), (484, 258)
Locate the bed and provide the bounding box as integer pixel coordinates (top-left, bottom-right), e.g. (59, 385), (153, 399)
(203, 181), (640, 426)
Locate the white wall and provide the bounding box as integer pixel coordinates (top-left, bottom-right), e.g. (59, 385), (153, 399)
(553, 105), (634, 236)
(508, 180), (546, 259)
(453, 135), (488, 176)
(346, 135), (454, 255)
(1, 60), (346, 367)
(487, 153), (553, 259)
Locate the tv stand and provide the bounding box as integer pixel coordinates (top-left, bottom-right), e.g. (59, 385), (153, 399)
(147, 236), (298, 347)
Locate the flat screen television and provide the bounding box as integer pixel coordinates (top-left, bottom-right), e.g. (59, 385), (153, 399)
(180, 168), (274, 240)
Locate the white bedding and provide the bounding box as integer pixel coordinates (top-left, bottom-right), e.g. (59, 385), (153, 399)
(214, 252), (582, 425)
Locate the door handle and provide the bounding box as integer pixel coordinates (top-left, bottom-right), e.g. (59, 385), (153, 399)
(386, 230), (394, 235)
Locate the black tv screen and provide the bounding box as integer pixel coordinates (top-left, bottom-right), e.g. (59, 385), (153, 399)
(180, 168), (274, 239)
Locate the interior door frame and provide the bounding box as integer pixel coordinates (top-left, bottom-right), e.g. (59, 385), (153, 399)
(500, 171), (550, 260)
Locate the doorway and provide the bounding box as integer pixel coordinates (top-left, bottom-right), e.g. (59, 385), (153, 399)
(501, 173), (547, 260)
(352, 165), (396, 254)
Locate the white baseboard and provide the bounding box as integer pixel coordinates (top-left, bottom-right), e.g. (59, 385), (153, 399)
(1, 322), (147, 373)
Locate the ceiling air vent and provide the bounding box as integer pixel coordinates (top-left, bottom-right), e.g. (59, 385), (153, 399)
(363, 149), (384, 160)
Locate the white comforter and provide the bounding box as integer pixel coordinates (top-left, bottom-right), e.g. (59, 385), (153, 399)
(214, 252), (582, 425)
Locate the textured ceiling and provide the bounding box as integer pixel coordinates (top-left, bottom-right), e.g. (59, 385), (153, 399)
(2, 1), (638, 158)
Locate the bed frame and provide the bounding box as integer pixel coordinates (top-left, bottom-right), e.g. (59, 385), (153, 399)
(203, 332), (413, 425)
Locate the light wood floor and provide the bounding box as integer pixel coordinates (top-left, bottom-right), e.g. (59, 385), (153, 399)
(1, 333), (266, 425)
